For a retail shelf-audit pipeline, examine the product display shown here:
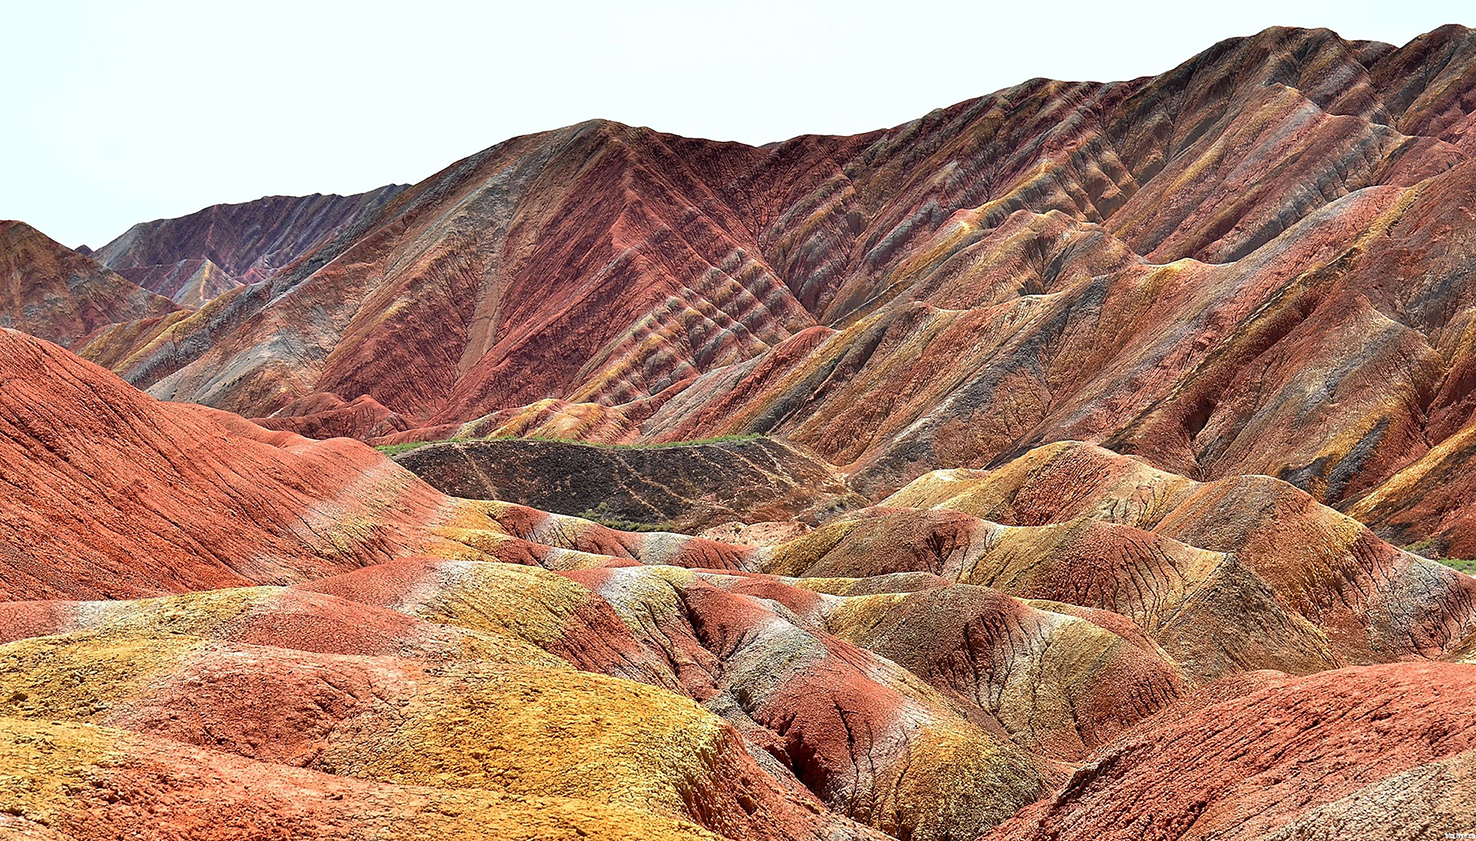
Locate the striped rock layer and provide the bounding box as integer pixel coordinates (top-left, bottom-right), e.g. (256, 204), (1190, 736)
(2, 25), (1467, 556)
(0, 318), (1474, 839)
(2, 24), (1476, 841)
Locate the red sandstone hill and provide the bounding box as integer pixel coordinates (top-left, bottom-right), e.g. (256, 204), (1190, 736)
(0, 329), (1473, 838)
(34, 25), (1476, 560)
(985, 662), (1476, 841)
(0, 221), (178, 348)
(0, 327), (469, 600)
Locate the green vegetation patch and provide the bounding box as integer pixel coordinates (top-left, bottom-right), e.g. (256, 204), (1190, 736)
(1437, 557), (1476, 575)
(1405, 540), (1476, 575)
(575, 501), (674, 533)
(375, 439), (458, 457)
(575, 514), (675, 533)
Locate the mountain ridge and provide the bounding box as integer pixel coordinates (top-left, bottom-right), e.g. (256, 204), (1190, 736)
(2, 25), (1470, 562)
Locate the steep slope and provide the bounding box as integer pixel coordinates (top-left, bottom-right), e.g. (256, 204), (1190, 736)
(1348, 416), (1476, 558)
(89, 123), (836, 420)
(0, 221), (178, 348)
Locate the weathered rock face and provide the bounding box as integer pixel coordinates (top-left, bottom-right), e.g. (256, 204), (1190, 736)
(0, 221), (178, 348)
(393, 436), (865, 530)
(252, 392), (412, 441)
(1349, 420), (1476, 559)
(38, 25), (1476, 557)
(0, 632), (873, 841)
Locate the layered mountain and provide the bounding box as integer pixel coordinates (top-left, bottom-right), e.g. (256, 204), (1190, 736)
(6, 21), (1476, 841)
(37, 25), (1476, 562)
(0, 329), (1473, 839)
(0, 221), (178, 348)
(115, 257), (240, 308)
(90, 186), (408, 302)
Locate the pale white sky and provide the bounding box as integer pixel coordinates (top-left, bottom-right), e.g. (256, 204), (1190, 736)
(5, 0), (1472, 248)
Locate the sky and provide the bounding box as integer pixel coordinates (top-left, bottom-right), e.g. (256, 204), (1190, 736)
(5, 0), (1473, 248)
